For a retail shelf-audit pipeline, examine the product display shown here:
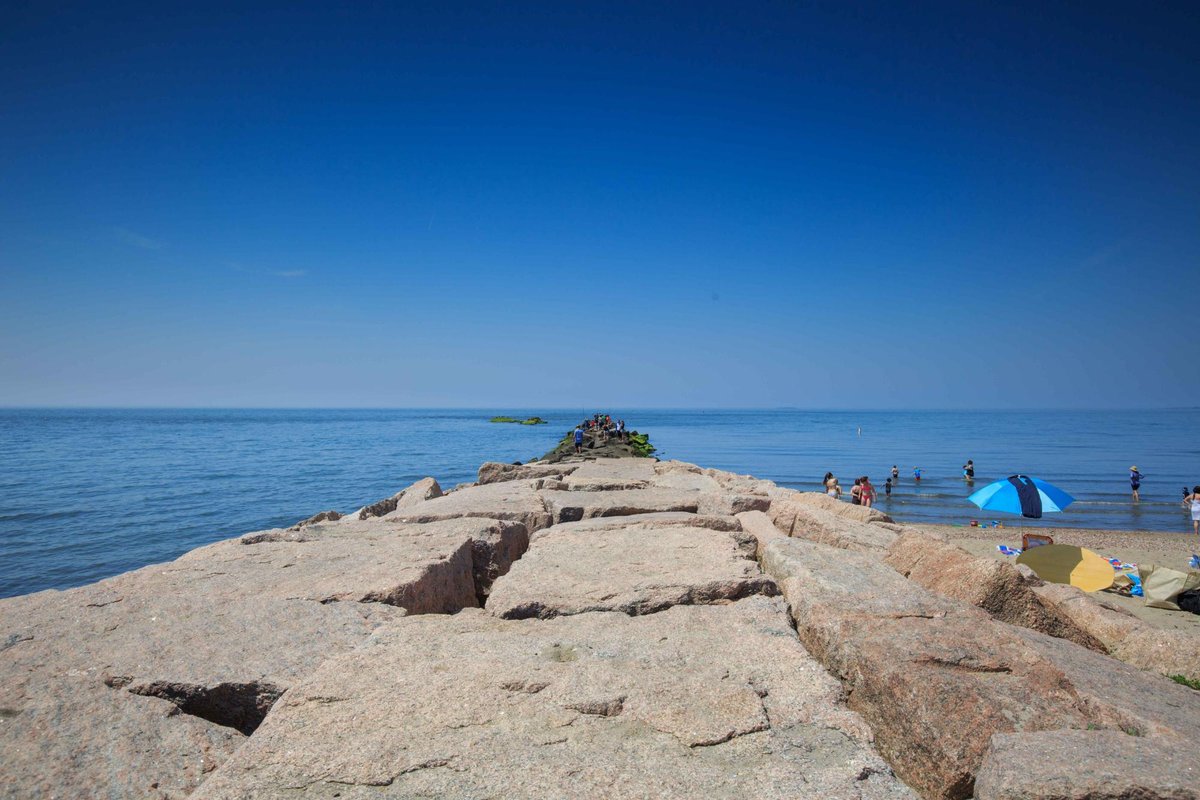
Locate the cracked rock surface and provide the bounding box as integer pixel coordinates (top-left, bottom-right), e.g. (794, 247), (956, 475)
(7, 456), (1198, 800)
(486, 519), (776, 619)
(192, 598), (914, 800)
(0, 512), (523, 799)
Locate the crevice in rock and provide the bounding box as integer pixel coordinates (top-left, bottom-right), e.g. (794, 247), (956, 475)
(1, 632), (33, 652)
(396, 758), (451, 776)
(495, 578), (779, 620)
(501, 679), (549, 694)
(476, 522), (533, 609)
(688, 719), (770, 747)
(915, 656), (1013, 674)
(127, 679), (284, 735)
(564, 696), (625, 716)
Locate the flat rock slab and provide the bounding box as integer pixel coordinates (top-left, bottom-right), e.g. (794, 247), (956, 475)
(389, 481), (552, 533)
(486, 521), (774, 619)
(761, 536), (1200, 800)
(0, 517), (526, 799)
(477, 462), (578, 485)
(559, 458), (658, 490)
(192, 599), (916, 800)
(540, 487), (703, 524)
(0, 672), (242, 800)
(975, 730), (1200, 800)
(0, 585), (400, 799)
(531, 511), (742, 542)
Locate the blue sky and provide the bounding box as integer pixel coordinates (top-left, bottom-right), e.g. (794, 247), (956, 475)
(2, 1), (1197, 408)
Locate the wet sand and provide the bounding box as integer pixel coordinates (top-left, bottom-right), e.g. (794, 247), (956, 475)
(917, 524), (1200, 635)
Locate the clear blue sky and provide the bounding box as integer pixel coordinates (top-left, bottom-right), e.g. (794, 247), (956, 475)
(2, 1), (1196, 408)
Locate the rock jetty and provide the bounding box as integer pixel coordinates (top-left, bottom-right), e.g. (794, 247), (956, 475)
(3, 455), (1199, 799)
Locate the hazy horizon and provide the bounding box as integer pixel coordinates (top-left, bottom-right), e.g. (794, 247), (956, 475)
(3, 2), (1197, 408)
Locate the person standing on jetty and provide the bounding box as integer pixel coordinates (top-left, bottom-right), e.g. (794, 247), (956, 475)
(1130, 466), (1143, 502)
(573, 425), (584, 454)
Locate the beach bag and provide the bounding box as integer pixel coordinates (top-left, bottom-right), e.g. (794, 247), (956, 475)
(1139, 564), (1200, 610)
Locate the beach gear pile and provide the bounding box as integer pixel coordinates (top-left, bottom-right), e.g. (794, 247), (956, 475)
(996, 542), (1140, 595)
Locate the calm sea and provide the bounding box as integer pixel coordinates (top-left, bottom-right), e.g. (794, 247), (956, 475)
(1, 408), (1197, 599)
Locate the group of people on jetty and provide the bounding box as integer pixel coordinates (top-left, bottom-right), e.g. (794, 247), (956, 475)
(572, 413), (627, 453)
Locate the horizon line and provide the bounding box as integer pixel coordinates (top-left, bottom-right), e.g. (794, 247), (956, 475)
(2, 405), (1197, 413)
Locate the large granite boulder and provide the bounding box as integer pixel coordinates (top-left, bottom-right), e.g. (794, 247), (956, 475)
(885, 528), (1104, 651)
(975, 730), (1200, 800)
(539, 487), (703, 524)
(477, 461), (578, 485)
(761, 536), (1200, 800)
(0, 517), (526, 799)
(0, 583), (401, 799)
(735, 509), (789, 557)
(769, 493), (898, 552)
(1031, 582), (1200, 682)
(354, 477), (443, 519)
(532, 511), (742, 542)
(191, 599), (916, 799)
(388, 480), (553, 533)
(560, 458), (657, 490)
(486, 519), (773, 619)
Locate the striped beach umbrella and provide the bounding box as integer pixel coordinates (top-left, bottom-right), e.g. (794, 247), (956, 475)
(967, 475), (1074, 519)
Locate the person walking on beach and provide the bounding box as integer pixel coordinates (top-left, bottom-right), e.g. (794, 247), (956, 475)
(573, 425), (584, 454)
(860, 476), (876, 508)
(1130, 466), (1143, 502)
(1184, 486), (1200, 539)
(891, 465), (899, 481)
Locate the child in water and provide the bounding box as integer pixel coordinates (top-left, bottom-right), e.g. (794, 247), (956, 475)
(912, 466), (922, 481)
(884, 478), (892, 497)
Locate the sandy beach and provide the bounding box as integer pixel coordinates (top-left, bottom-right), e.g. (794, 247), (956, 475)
(918, 523), (1200, 635)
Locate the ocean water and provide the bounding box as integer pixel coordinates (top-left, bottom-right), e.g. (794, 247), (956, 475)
(1, 408), (1197, 599)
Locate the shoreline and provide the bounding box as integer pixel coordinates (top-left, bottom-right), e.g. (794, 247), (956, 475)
(916, 522), (1200, 635)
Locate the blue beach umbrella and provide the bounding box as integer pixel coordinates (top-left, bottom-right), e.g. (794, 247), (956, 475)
(968, 475), (1074, 519)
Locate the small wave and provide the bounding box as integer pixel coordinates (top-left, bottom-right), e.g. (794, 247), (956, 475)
(0, 509), (91, 523)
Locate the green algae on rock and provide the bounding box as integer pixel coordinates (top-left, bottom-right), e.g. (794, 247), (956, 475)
(489, 416), (548, 425)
